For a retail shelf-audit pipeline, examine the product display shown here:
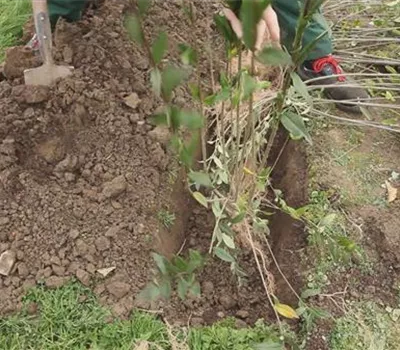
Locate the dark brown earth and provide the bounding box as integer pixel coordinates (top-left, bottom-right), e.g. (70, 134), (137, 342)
(2, 2), (399, 350)
(0, 0), (308, 328)
(269, 129), (308, 306)
(0, 0), (223, 317)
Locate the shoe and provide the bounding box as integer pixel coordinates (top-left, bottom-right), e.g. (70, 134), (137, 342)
(298, 55), (369, 114)
(25, 34), (40, 52)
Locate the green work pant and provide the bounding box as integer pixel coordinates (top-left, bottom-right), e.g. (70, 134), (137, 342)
(47, 0), (332, 60)
(48, 0), (86, 29)
(273, 0), (333, 60)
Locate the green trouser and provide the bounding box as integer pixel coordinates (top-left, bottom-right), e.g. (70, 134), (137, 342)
(48, 0), (86, 29)
(273, 0), (332, 60)
(47, 0), (332, 61)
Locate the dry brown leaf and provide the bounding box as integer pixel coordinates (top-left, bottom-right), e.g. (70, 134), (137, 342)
(385, 180), (398, 203)
(123, 92), (141, 109)
(97, 266), (116, 277)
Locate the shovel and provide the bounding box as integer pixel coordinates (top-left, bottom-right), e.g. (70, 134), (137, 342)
(24, 0), (74, 86)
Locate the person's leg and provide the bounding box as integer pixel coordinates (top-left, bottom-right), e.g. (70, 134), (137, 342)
(272, 0), (369, 113)
(26, 0), (86, 50)
(48, 0), (86, 29)
(272, 0), (332, 60)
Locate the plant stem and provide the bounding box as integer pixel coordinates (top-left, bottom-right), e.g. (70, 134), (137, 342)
(233, 45), (243, 200)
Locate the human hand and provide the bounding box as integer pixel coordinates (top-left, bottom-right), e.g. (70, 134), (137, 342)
(222, 5), (280, 51)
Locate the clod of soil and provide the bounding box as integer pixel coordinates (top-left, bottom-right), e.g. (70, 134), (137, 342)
(0, 0), (307, 327)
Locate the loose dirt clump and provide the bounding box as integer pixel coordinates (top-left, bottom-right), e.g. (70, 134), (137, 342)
(0, 0), (221, 316)
(0, 0), (308, 329)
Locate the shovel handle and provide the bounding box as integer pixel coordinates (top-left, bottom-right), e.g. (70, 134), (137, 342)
(32, 0), (53, 65)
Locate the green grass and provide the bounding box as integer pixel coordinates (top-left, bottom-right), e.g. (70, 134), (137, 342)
(302, 189), (368, 290)
(0, 0), (31, 61)
(330, 302), (400, 350)
(157, 209), (176, 229)
(0, 282), (288, 350)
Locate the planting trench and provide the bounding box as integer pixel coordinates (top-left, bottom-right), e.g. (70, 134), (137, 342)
(0, 0), (307, 326)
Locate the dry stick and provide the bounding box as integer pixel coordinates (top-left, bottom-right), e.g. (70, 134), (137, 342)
(248, 52), (257, 201)
(233, 45), (243, 200)
(261, 234), (301, 301)
(312, 100), (400, 109)
(185, 0), (207, 170)
(268, 137), (289, 173)
(245, 223), (282, 329)
(255, 245), (276, 293)
(209, 199), (229, 253)
(200, 78), (207, 170)
(207, 40), (216, 94)
(308, 110), (400, 133)
(220, 58), (232, 170)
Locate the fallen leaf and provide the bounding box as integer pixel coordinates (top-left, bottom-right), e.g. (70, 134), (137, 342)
(97, 266), (116, 277)
(243, 166), (255, 176)
(123, 92), (141, 109)
(385, 180), (397, 203)
(134, 341), (149, 350)
(274, 303), (299, 319)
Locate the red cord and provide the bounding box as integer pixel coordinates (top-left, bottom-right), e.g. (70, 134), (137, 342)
(312, 55), (346, 82)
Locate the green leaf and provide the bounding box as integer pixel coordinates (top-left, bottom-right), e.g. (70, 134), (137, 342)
(150, 110), (167, 126)
(214, 13), (238, 44)
(151, 31), (168, 65)
(253, 341), (284, 350)
(204, 87), (230, 106)
(189, 280), (201, 297)
(319, 213), (336, 228)
(189, 83), (201, 101)
(242, 73), (258, 100)
(291, 72), (312, 104)
(281, 111), (312, 145)
(124, 15), (144, 46)
(178, 43), (198, 66)
(193, 192), (208, 208)
(179, 134), (199, 168)
(173, 256), (188, 273)
(188, 171), (212, 188)
(178, 109), (204, 130)
(138, 282), (160, 301)
(150, 68), (162, 97)
(212, 201), (223, 217)
(220, 222), (235, 236)
(159, 279), (172, 299)
(257, 46), (292, 66)
(231, 212), (246, 224)
(188, 250), (203, 273)
(152, 253), (168, 275)
(258, 80), (271, 90)
(301, 288), (321, 299)
(161, 66), (189, 101)
(308, 306), (331, 319)
(296, 306), (307, 316)
(177, 278), (189, 300)
(337, 236), (356, 252)
(138, 0), (151, 15)
(222, 233), (235, 249)
(214, 247), (235, 263)
(240, 0), (270, 50)
(169, 105), (182, 131)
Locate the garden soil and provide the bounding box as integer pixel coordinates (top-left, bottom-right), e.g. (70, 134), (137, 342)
(0, 0), (308, 326)
(1, 3), (399, 347)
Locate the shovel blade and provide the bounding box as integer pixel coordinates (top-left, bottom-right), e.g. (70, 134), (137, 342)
(24, 64), (74, 86)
